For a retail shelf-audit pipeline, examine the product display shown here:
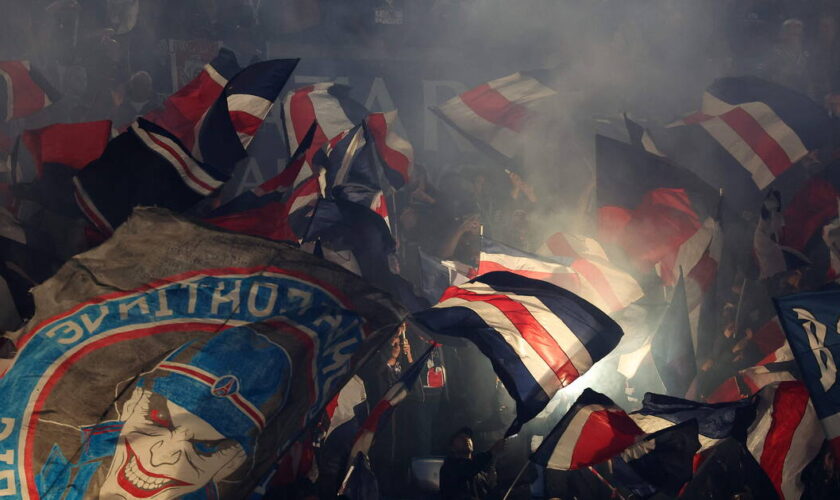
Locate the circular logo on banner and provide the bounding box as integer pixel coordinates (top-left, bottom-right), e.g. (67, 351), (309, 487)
(212, 375), (241, 397)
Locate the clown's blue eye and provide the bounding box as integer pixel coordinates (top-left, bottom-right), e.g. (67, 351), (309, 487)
(193, 441), (219, 455)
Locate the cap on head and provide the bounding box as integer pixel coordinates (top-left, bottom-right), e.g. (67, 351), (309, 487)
(138, 326), (292, 454)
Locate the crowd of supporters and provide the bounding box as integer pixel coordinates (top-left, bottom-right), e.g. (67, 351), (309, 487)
(4, 1), (840, 499)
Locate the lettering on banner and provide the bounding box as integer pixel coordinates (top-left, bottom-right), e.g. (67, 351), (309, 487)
(0, 418), (15, 496)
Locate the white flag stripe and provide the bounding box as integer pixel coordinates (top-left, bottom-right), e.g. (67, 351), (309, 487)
(480, 251), (574, 277)
(132, 122), (221, 196)
(450, 281), (593, 375)
(700, 117), (776, 189)
(436, 96), (521, 158)
(490, 73), (557, 106)
(700, 92), (808, 164)
(434, 296), (562, 396)
(546, 404), (608, 470)
(631, 413), (720, 451)
(380, 110), (414, 163)
(308, 84), (355, 140)
(780, 400), (822, 500)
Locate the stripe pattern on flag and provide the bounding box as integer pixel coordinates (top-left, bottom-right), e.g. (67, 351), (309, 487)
(536, 232), (643, 313)
(532, 388), (644, 470)
(414, 272), (623, 433)
(430, 71), (556, 159)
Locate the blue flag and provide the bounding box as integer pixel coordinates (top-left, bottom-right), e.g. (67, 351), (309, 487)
(774, 288), (840, 460)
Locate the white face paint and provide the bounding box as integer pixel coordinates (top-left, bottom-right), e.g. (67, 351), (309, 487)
(99, 388), (247, 499)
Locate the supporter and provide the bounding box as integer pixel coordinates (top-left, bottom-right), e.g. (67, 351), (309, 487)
(111, 70), (160, 128)
(765, 18), (811, 92)
(439, 427), (504, 500)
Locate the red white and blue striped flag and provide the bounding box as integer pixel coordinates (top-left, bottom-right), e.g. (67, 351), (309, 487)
(281, 82), (368, 169)
(346, 344), (435, 463)
(142, 48), (241, 149)
(430, 70), (557, 163)
(413, 272), (623, 434)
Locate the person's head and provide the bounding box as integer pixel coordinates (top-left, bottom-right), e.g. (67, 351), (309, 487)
(780, 18), (805, 49)
(127, 71), (153, 103)
(99, 327), (292, 499)
(449, 427), (474, 458)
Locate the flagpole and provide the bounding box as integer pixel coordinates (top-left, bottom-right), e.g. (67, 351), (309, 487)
(501, 460), (529, 500)
(587, 465), (628, 500)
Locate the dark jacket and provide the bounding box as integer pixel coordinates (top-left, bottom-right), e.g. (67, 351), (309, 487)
(439, 451), (497, 500)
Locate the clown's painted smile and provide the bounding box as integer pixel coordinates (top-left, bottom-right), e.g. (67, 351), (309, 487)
(116, 441), (192, 498)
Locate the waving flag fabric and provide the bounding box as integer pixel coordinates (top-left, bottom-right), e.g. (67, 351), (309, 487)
(665, 76), (830, 190)
(630, 392), (757, 452)
(325, 375), (368, 445)
(605, 419), (700, 498)
(142, 48), (241, 149)
(413, 272), (623, 434)
(281, 82), (368, 167)
(13, 120), (112, 214)
(364, 110), (413, 189)
(0, 60), (59, 121)
(204, 123), (318, 241)
(532, 388), (645, 470)
(430, 70), (557, 162)
(746, 381), (823, 500)
(193, 58), (299, 176)
(73, 118), (218, 233)
(775, 289), (840, 462)
(651, 273), (697, 398)
(0, 207), (406, 499)
(536, 232), (643, 313)
(480, 237), (640, 314)
(347, 344), (435, 462)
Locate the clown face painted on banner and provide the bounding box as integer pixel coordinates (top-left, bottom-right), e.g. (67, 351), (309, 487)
(36, 326), (292, 500)
(98, 388), (247, 499)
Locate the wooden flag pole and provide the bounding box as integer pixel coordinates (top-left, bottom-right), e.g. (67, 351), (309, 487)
(501, 460), (529, 500)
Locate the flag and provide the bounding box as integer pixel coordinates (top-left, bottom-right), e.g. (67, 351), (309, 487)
(531, 388), (645, 470)
(192, 58), (299, 175)
(779, 176), (839, 253)
(413, 272), (624, 433)
(754, 190), (811, 279)
(346, 344), (435, 463)
(340, 452), (380, 500)
(775, 289), (840, 461)
(430, 70), (558, 162)
(624, 114), (664, 157)
(13, 121), (112, 214)
(73, 118), (219, 233)
(324, 375), (368, 446)
(203, 123), (318, 241)
(604, 419), (700, 498)
(536, 231), (644, 313)
(0, 61), (59, 121)
(596, 135), (720, 280)
(281, 82), (368, 167)
(630, 392), (757, 452)
(364, 110), (413, 189)
(651, 273), (697, 397)
(480, 237), (640, 314)
(663, 76), (831, 190)
(746, 381), (824, 500)
(142, 48), (241, 150)
(595, 134), (720, 221)
(304, 197), (396, 291)
(825, 201), (840, 281)
(0, 207), (406, 499)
